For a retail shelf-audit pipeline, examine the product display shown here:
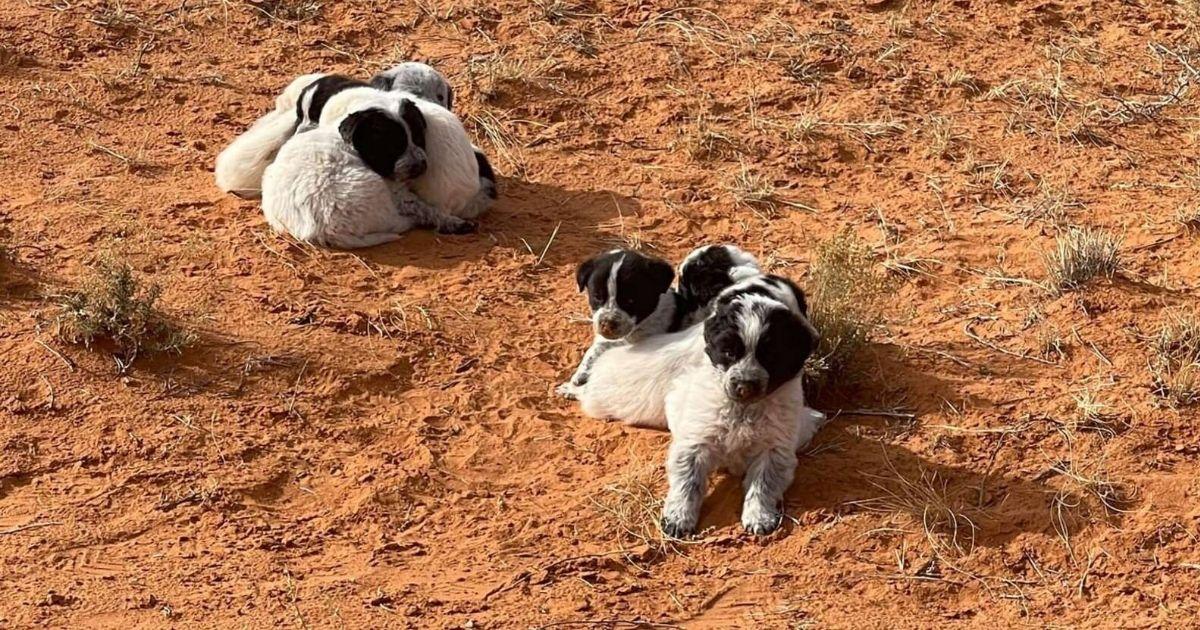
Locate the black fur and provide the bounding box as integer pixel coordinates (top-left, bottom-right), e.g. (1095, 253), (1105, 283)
(446, 84), (454, 112)
(758, 307), (816, 394)
(575, 250), (674, 323)
(398, 98), (427, 151)
(338, 108), (413, 180)
(368, 74), (392, 91)
(703, 297), (817, 397)
(297, 75), (369, 126)
(714, 274), (807, 317)
(474, 150), (498, 200)
(678, 245), (740, 307)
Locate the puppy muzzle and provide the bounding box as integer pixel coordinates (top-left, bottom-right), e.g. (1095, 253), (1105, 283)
(725, 366), (769, 403)
(594, 310), (634, 340)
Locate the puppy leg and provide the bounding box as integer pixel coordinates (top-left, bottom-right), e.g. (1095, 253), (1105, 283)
(556, 338), (615, 398)
(740, 447), (797, 535)
(394, 189), (478, 235)
(661, 441), (710, 538)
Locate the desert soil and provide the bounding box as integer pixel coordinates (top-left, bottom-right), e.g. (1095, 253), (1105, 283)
(3, 0), (1200, 627)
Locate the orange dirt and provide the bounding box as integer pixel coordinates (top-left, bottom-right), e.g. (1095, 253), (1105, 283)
(3, 0), (1200, 627)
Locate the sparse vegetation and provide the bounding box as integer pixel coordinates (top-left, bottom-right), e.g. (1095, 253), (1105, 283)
(806, 231), (888, 383)
(856, 457), (979, 558)
(55, 260), (192, 370)
(1149, 311), (1200, 406)
(1043, 227), (1120, 294)
(588, 464), (682, 559)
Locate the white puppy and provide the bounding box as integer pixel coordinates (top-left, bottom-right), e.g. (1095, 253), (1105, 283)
(318, 87), (492, 220)
(578, 275), (825, 536)
(261, 102), (473, 249)
(214, 72), (324, 197)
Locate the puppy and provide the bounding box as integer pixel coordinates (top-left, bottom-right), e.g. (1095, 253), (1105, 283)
(371, 62), (501, 205)
(558, 246), (759, 399)
(261, 102), (472, 249)
(214, 72), (325, 197)
(576, 276), (824, 536)
(318, 87), (494, 220)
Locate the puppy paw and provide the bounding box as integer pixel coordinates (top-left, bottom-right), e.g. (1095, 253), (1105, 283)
(660, 514), (696, 539)
(555, 382), (579, 399)
(437, 218), (477, 235)
(741, 509), (783, 536)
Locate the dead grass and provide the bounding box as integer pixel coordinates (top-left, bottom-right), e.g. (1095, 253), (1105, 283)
(1068, 388), (1125, 438)
(1149, 311), (1200, 406)
(855, 456), (979, 558)
(55, 260), (193, 371)
(467, 52), (558, 102)
(1048, 449), (1136, 553)
(588, 464), (683, 560)
(1042, 227), (1120, 294)
(727, 164), (779, 216)
(1176, 206), (1200, 231)
(247, 0), (324, 24)
(805, 231), (888, 385)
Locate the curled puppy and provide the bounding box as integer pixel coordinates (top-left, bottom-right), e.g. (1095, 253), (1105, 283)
(370, 62), (499, 201)
(576, 275), (824, 535)
(558, 246), (759, 398)
(261, 103), (473, 249)
(214, 72), (325, 198)
(318, 87), (492, 220)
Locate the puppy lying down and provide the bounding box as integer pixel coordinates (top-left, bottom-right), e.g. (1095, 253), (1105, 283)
(577, 275), (827, 537)
(261, 101), (472, 249)
(559, 245), (759, 398)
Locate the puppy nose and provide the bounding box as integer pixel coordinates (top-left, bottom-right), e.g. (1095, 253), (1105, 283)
(598, 320), (620, 337)
(409, 160), (427, 178)
(733, 381), (762, 401)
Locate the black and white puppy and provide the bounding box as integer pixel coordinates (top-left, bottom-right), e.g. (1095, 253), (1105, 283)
(370, 61), (497, 200)
(261, 101), (472, 249)
(557, 245), (760, 399)
(576, 275), (825, 536)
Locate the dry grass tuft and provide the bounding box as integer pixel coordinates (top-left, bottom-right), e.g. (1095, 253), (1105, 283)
(1043, 227), (1120, 294)
(856, 456), (979, 557)
(56, 260), (193, 371)
(467, 52), (557, 102)
(1149, 311), (1200, 406)
(1176, 206), (1200, 231)
(727, 164), (779, 216)
(1048, 451), (1137, 551)
(1069, 389), (1125, 438)
(589, 464), (682, 558)
(806, 231), (888, 384)
(249, 0), (324, 23)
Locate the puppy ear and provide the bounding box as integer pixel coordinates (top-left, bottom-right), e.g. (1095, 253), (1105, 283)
(398, 98), (427, 151)
(368, 73), (391, 90)
(647, 257), (676, 293)
(445, 84), (454, 111)
(339, 108), (409, 179)
(575, 257), (598, 292)
(775, 276), (809, 316)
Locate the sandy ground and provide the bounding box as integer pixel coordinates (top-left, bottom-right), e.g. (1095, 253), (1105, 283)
(3, 0), (1200, 627)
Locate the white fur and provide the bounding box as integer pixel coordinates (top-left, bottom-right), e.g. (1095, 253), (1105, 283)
(215, 73), (325, 197)
(261, 122), (417, 249)
(318, 88), (489, 219)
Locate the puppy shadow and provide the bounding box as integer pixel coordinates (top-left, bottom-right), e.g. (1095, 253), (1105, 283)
(353, 177), (638, 271)
(693, 343), (1079, 546)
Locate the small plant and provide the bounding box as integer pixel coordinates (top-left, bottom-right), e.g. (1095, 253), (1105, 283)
(1070, 389), (1125, 438)
(1043, 227), (1120, 294)
(855, 457), (978, 558)
(806, 231), (888, 384)
(56, 261), (192, 370)
(1149, 311), (1200, 406)
(589, 464), (682, 558)
(727, 164), (778, 216)
(1176, 206), (1200, 231)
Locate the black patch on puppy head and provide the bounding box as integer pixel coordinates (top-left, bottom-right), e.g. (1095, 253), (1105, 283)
(757, 307), (817, 394)
(703, 302), (748, 370)
(474, 150), (498, 199)
(398, 98), (427, 151)
(338, 108), (410, 180)
(575, 250), (674, 321)
(766, 275), (808, 316)
(445, 84), (454, 111)
(714, 274), (807, 317)
(297, 74), (369, 125)
(678, 245), (742, 308)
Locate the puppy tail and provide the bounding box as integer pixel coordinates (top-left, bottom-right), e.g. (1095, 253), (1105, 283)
(215, 109), (299, 196)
